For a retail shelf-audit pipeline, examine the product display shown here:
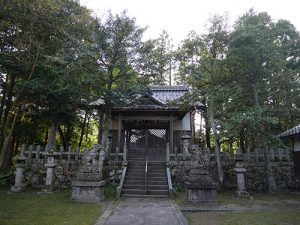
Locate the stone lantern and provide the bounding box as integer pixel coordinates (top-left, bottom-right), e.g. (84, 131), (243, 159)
(181, 133), (191, 156)
(39, 150), (60, 194)
(11, 155), (27, 193)
(233, 154), (250, 198)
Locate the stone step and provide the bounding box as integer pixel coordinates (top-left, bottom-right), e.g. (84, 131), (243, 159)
(121, 194), (169, 198)
(146, 177), (167, 181)
(123, 184), (145, 189)
(126, 174), (145, 179)
(124, 179), (145, 185)
(147, 190), (169, 195)
(127, 168), (166, 172)
(147, 180), (168, 185)
(122, 189), (147, 195)
(148, 163), (165, 166)
(127, 168), (145, 173)
(148, 165), (166, 169)
(126, 172), (145, 176)
(147, 185), (169, 190)
(147, 172), (166, 177)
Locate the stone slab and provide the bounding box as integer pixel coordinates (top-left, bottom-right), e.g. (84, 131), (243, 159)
(96, 197), (188, 225)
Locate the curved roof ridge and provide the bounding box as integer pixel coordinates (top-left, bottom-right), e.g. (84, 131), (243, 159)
(149, 85), (189, 91)
(278, 124), (300, 138)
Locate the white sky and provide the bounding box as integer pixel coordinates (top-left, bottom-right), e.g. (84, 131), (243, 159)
(80, 0), (300, 46)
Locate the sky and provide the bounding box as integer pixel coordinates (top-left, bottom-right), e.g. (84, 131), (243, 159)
(79, 0), (300, 45)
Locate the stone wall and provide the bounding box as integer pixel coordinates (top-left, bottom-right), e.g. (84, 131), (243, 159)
(13, 144), (123, 190)
(169, 148), (295, 192)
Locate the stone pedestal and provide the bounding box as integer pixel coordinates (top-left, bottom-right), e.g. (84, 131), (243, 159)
(186, 182), (217, 205)
(72, 180), (106, 202)
(72, 146), (106, 202)
(185, 165), (217, 205)
(11, 156), (27, 193)
(185, 145), (216, 205)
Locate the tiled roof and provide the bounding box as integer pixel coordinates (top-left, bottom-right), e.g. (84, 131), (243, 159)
(278, 124), (300, 138)
(114, 94), (178, 110)
(149, 86), (189, 104)
(90, 86), (189, 108)
(89, 98), (105, 106)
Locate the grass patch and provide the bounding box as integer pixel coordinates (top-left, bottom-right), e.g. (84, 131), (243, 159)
(0, 187), (102, 225)
(252, 192), (300, 202)
(216, 191), (300, 206)
(216, 191), (253, 206)
(174, 190), (186, 207)
(186, 210), (300, 225)
(104, 182), (116, 200)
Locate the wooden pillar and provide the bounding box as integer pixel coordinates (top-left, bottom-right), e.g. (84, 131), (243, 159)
(117, 114), (122, 152)
(170, 114), (174, 157)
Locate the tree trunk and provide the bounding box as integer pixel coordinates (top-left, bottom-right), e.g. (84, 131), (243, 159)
(98, 111), (104, 144)
(0, 79), (7, 127)
(101, 105), (112, 158)
(44, 124), (49, 146)
(209, 56), (223, 184)
(253, 83), (277, 193)
(0, 73), (16, 149)
(0, 107), (20, 173)
(85, 115), (90, 143)
(65, 123), (73, 149)
(47, 121), (57, 150)
(203, 107), (212, 149)
(239, 128), (245, 153)
(57, 126), (67, 151)
(208, 98), (223, 184)
(79, 111), (88, 147)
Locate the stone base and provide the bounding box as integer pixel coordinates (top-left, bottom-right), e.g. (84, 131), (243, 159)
(235, 190), (253, 200)
(37, 189), (60, 195)
(186, 188), (217, 205)
(10, 186), (24, 193)
(37, 184), (60, 195)
(72, 180), (105, 203)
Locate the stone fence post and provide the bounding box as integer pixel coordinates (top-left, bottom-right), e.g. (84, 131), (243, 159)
(28, 145), (33, 163)
(36, 145), (41, 160)
(75, 146), (80, 161)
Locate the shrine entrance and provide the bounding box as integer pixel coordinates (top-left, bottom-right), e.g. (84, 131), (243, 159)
(123, 122), (169, 162)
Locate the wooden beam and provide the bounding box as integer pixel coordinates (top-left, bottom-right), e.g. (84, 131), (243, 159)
(121, 116), (172, 121)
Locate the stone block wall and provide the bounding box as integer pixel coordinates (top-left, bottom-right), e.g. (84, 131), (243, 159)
(169, 150), (295, 192)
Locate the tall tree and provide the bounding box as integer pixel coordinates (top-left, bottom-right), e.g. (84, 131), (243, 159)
(93, 11), (148, 152)
(227, 9), (300, 192)
(0, 0), (96, 172)
(141, 30), (174, 85)
(176, 15), (229, 184)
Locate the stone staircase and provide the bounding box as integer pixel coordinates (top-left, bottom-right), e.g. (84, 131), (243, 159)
(121, 161), (169, 197)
